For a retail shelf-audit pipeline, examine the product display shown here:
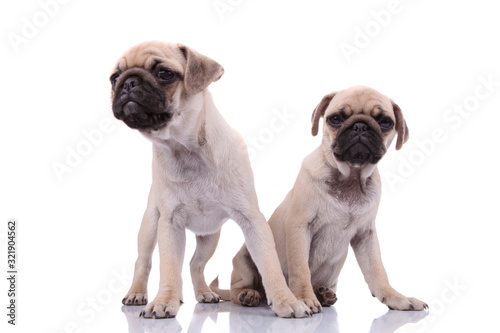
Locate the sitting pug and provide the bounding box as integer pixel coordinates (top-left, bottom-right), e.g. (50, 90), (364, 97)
(212, 86), (428, 313)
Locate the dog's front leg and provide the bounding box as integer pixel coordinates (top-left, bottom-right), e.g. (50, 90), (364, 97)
(285, 216), (322, 314)
(351, 227), (428, 311)
(232, 210), (312, 318)
(141, 210), (186, 319)
(123, 188), (159, 306)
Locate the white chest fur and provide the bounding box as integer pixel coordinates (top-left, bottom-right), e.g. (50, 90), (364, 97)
(306, 167), (381, 287)
(151, 141), (231, 236)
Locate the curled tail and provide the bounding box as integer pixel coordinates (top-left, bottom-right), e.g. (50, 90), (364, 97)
(210, 276), (231, 301)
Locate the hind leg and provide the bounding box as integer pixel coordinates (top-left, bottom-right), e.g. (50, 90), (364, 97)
(229, 245), (263, 307)
(310, 249), (347, 308)
(313, 286), (337, 307)
(231, 210), (311, 318)
(190, 231), (221, 303)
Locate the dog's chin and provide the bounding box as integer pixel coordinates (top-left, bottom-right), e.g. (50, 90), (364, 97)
(115, 102), (172, 132)
(122, 113), (171, 131)
(334, 142), (384, 167)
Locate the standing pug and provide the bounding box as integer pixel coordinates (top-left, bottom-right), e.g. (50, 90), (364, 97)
(213, 86), (428, 313)
(110, 41), (311, 319)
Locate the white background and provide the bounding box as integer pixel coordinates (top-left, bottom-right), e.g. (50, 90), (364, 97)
(1, 0), (499, 332)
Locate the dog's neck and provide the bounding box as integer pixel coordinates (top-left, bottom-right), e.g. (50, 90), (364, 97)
(307, 145), (379, 198)
(336, 160), (378, 182)
(141, 89), (240, 179)
(142, 89), (222, 151)
(324, 160), (380, 207)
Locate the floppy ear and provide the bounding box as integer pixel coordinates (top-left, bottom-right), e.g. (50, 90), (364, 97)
(178, 45), (224, 95)
(392, 102), (409, 150)
(311, 92), (336, 136)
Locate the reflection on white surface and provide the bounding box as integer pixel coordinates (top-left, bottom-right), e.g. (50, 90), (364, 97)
(122, 305), (182, 333)
(369, 310), (428, 333)
(121, 301), (428, 333)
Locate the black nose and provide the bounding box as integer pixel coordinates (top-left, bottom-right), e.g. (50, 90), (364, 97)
(122, 76), (141, 93)
(352, 122), (368, 135)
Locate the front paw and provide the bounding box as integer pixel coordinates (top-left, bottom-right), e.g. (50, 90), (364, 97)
(299, 296), (322, 314)
(269, 295), (313, 318)
(379, 292), (428, 311)
(140, 298), (183, 319)
(196, 291), (220, 303)
(122, 292), (148, 305)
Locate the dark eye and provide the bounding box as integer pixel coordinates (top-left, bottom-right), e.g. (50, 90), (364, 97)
(156, 69), (176, 83)
(110, 73), (120, 87)
(327, 114), (343, 127)
(379, 117), (394, 131)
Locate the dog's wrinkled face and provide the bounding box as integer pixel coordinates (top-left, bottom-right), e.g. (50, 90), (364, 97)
(312, 86), (409, 167)
(109, 41), (223, 132)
